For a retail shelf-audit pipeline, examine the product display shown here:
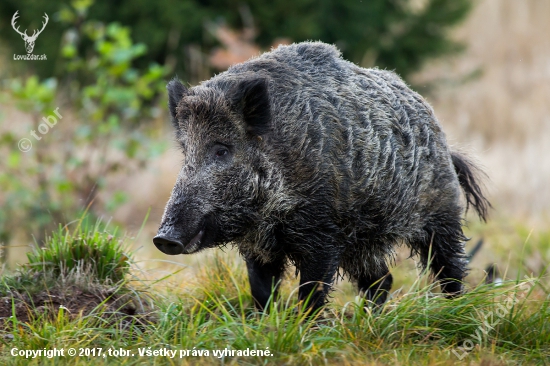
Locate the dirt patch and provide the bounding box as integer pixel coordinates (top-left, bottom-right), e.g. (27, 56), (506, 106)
(0, 285), (153, 330)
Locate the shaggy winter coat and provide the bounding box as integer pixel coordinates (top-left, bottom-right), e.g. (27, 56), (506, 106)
(153, 42), (490, 312)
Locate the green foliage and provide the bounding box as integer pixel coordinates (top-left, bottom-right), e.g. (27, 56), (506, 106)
(0, 224), (549, 364)
(0, 218), (129, 296)
(1, 249), (549, 365)
(25, 222), (130, 284)
(0, 0), (472, 82)
(0, 0), (167, 248)
(0, 77), (61, 247)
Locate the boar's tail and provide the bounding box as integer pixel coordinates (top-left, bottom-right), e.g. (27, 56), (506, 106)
(451, 152), (491, 222)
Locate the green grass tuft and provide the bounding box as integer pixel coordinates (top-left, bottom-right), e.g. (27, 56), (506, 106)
(25, 220), (130, 284)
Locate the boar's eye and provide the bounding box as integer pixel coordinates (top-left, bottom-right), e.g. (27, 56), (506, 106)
(211, 144), (232, 161)
(215, 148), (229, 157)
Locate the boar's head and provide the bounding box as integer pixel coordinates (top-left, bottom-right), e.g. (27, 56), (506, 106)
(153, 76), (272, 255)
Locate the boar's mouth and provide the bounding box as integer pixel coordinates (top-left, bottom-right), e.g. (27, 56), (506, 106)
(153, 224), (209, 255)
(182, 228), (204, 253)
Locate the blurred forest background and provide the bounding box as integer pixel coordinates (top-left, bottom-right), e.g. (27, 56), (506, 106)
(0, 0), (548, 283)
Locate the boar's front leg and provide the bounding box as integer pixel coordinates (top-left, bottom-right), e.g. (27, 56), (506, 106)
(245, 256), (286, 311)
(356, 264), (393, 306)
(297, 252), (340, 315)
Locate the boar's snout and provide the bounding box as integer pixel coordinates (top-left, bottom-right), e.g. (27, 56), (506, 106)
(153, 235), (184, 255)
(154, 199), (211, 255)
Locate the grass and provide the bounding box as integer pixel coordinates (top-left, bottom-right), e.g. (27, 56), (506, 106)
(0, 221), (549, 365)
(25, 221), (130, 284)
(0, 219), (133, 314)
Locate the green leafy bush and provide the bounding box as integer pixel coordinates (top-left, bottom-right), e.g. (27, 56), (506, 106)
(0, 0), (472, 82)
(0, 0), (167, 250)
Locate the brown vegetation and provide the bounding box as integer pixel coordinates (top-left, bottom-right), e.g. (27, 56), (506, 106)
(413, 0), (550, 222)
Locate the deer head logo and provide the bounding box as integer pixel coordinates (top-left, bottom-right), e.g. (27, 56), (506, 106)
(11, 11), (49, 54)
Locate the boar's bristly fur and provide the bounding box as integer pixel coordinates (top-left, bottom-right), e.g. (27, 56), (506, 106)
(154, 41), (491, 313)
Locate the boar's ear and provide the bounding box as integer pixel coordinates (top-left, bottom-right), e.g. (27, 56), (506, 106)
(167, 78), (187, 125)
(230, 77), (271, 136)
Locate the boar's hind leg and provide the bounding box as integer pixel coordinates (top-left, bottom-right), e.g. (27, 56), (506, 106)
(419, 217), (467, 296)
(245, 256), (286, 311)
(356, 264), (393, 306)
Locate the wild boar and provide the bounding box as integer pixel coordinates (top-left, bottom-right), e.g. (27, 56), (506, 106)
(153, 41), (490, 313)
